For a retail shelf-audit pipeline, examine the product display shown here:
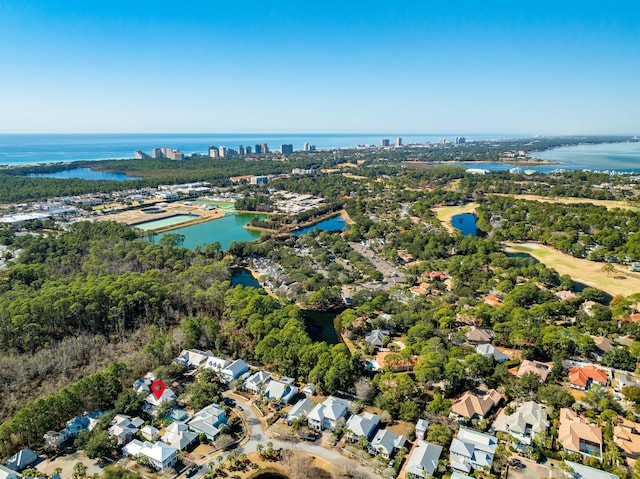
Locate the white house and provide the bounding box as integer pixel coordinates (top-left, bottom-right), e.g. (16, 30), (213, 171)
(0, 465), (20, 479)
(188, 403), (228, 441)
(369, 429), (407, 458)
(405, 440), (443, 478)
(122, 440), (178, 471)
(221, 359), (249, 384)
(345, 412), (380, 442)
(264, 379), (298, 404)
(450, 428), (498, 474)
(144, 388), (178, 410)
(415, 419), (429, 440)
(287, 398), (314, 424)
(244, 370), (271, 394)
(492, 401), (549, 446)
(307, 396), (350, 431)
(174, 349), (211, 369)
(108, 415), (144, 445)
(475, 344), (509, 363)
(141, 425), (160, 441)
(162, 422), (198, 451)
(205, 355), (228, 372)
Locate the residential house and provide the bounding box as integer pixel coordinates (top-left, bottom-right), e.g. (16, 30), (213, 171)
(613, 418), (640, 460)
(108, 415), (145, 445)
(0, 465), (20, 479)
(122, 440), (178, 471)
(264, 379), (298, 404)
(558, 408), (603, 458)
(365, 329), (389, 349)
(221, 359), (249, 384)
(307, 396), (350, 431)
(451, 389), (503, 421)
(188, 403), (228, 441)
(492, 401), (549, 446)
(369, 429), (407, 458)
(141, 425), (160, 441)
(591, 337), (615, 360)
(569, 365), (609, 390)
(450, 428), (498, 474)
(205, 355), (228, 372)
(302, 383), (316, 396)
(616, 374), (639, 392)
(133, 378), (151, 394)
(167, 407), (189, 423)
(65, 415), (90, 437)
(244, 370), (272, 394)
(373, 351), (418, 372)
(405, 440), (443, 478)
(515, 360), (552, 381)
(465, 328), (495, 344)
(43, 430), (69, 449)
(174, 349), (211, 369)
(345, 412), (380, 442)
(287, 398), (314, 424)
(162, 422), (198, 451)
(5, 449), (37, 471)
(450, 473), (474, 479)
(564, 461), (619, 479)
(415, 419), (429, 440)
(144, 388), (178, 410)
(475, 343), (509, 363)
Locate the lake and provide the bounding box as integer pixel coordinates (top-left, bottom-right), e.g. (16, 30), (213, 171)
(27, 167), (141, 181)
(451, 213), (477, 236)
(231, 268), (261, 288)
(293, 215), (347, 236)
(301, 310), (341, 344)
(153, 213), (266, 251)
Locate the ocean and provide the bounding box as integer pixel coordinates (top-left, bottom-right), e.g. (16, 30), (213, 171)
(0, 133), (517, 166)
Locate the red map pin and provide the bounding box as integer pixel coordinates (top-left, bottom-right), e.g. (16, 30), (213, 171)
(151, 379), (166, 401)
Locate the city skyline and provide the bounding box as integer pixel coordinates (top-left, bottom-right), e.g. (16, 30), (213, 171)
(1, 1), (639, 134)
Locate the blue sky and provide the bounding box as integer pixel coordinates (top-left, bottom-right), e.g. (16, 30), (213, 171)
(1, 1), (639, 134)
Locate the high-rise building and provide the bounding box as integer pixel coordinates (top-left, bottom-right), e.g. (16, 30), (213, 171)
(245, 146), (252, 155)
(218, 146), (228, 158)
(261, 143), (269, 154)
(455, 137), (466, 145)
(209, 146), (219, 158)
(153, 147), (184, 160)
(254, 144), (262, 154)
(381, 139), (390, 147)
(309, 145), (316, 151)
(238, 145), (245, 155)
(395, 137), (403, 147)
(303, 142), (310, 152)
(280, 144), (293, 154)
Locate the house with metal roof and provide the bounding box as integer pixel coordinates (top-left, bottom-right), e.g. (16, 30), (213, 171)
(307, 396), (350, 431)
(492, 401), (549, 446)
(450, 428), (498, 474)
(405, 440), (443, 478)
(345, 412), (380, 442)
(122, 440), (178, 471)
(188, 403), (228, 441)
(369, 429), (407, 458)
(287, 398), (314, 424)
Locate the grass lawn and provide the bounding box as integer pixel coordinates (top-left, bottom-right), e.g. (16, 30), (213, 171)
(432, 203), (479, 233)
(495, 193), (640, 212)
(505, 242), (640, 298)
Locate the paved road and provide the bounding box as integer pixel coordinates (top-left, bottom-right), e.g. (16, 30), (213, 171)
(218, 392), (379, 478)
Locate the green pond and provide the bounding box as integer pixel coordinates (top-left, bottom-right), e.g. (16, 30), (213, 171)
(153, 213), (266, 251)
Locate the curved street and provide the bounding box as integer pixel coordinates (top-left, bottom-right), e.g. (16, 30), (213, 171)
(208, 392), (379, 478)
